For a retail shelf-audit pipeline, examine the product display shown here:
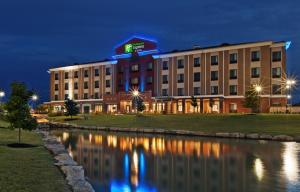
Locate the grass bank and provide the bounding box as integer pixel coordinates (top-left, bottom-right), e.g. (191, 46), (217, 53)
(0, 126), (70, 192)
(49, 114), (300, 137)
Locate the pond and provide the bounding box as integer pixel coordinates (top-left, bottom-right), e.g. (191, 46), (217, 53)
(52, 130), (300, 192)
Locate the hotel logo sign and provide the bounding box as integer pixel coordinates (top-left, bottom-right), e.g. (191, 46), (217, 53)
(124, 42), (145, 53)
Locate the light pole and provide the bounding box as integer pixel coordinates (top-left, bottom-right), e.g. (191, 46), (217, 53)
(0, 91), (5, 104)
(131, 89), (140, 113)
(254, 84), (262, 113)
(31, 94), (39, 112)
(285, 79), (296, 113)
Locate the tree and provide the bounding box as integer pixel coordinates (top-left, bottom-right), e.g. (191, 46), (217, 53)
(136, 98), (145, 113)
(4, 82), (37, 143)
(64, 99), (79, 119)
(191, 96), (198, 113)
(243, 89), (260, 113)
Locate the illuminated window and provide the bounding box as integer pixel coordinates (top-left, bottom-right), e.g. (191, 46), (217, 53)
(131, 64), (139, 72)
(211, 86), (218, 95)
(131, 78), (139, 85)
(178, 102), (183, 112)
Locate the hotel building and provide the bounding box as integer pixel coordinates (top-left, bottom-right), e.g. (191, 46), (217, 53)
(47, 36), (289, 113)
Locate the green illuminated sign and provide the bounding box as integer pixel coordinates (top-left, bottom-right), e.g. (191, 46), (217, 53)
(124, 42), (145, 53)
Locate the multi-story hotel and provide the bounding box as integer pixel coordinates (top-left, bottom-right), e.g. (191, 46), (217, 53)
(47, 36), (289, 113)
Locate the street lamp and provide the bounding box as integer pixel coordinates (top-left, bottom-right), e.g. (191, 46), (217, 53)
(0, 91), (5, 104)
(254, 84), (263, 113)
(131, 89), (140, 113)
(132, 90), (139, 97)
(32, 94), (38, 101)
(285, 78), (296, 113)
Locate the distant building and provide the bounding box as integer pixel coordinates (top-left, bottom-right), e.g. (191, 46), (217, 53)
(47, 36), (288, 113)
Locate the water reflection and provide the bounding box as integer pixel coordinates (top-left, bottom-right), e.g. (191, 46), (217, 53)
(53, 130), (300, 192)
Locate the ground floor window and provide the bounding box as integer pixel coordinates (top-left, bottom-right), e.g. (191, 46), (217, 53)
(107, 104), (117, 113)
(95, 104), (103, 113)
(229, 103), (237, 113)
(83, 106), (90, 114)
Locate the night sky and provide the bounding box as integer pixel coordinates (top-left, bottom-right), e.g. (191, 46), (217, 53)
(0, 0), (299, 103)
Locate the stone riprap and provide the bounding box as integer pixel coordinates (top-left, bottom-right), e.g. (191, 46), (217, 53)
(37, 129), (94, 192)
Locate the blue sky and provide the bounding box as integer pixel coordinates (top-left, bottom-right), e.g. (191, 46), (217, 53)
(0, 0), (299, 103)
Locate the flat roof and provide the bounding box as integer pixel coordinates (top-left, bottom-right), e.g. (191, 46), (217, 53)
(49, 40), (287, 71)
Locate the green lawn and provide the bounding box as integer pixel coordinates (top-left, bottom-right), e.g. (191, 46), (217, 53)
(50, 114), (300, 136)
(0, 127), (70, 192)
(0, 119), (9, 128)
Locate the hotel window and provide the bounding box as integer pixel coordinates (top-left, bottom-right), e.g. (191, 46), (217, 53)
(64, 94), (69, 100)
(177, 74), (184, 83)
(162, 89), (168, 96)
(55, 84), (59, 91)
(74, 71), (79, 78)
(131, 64), (139, 72)
(94, 92), (99, 99)
(95, 68), (99, 77)
(118, 79), (123, 86)
(163, 61), (169, 70)
(194, 57), (200, 67)
(84, 93), (88, 99)
(230, 53), (238, 64)
(194, 72), (201, 82)
(272, 51), (282, 62)
(194, 87), (201, 95)
(251, 51), (260, 62)
(105, 80), (110, 88)
(147, 76), (153, 84)
(54, 95), (58, 101)
(105, 68), (111, 75)
(229, 103), (237, 113)
(95, 81), (99, 88)
(118, 66), (124, 73)
(64, 83), (69, 90)
(64, 72), (69, 79)
(177, 59), (184, 69)
(211, 71), (218, 81)
(251, 67), (260, 78)
(162, 75), (168, 84)
(84, 82), (88, 89)
(229, 85), (238, 95)
(84, 70), (89, 77)
(211, 86), (218, 95)
(178, 88), (184, 96)
(131, 77), (139, 85)
(272, 84), (281, 95)
(147, 62), (153, 71)
(74, 82), (78, 90)
(54, 73), (59, 80)
(229, 69), (237, 79)
(74, 94), (78, 100)
(211, 55), (218, 65)
(272, 67), (281, 78)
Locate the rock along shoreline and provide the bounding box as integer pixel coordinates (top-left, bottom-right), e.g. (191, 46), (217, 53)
(36, 128), (95, 192)
(44, 122), (299, 142)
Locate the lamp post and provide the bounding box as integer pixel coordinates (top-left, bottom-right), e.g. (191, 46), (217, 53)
(254, 84), (262, 113)
(131, 89), (140, 113)
(31, 94), (38, 112)
(0, 91), (5, 104)
(285, 79), (296, 113)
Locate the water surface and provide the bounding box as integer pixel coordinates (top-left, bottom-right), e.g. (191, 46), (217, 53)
(52, 130), (300, 192)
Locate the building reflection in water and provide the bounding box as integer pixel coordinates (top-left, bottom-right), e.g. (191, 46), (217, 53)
(55, 130), (300, 192)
